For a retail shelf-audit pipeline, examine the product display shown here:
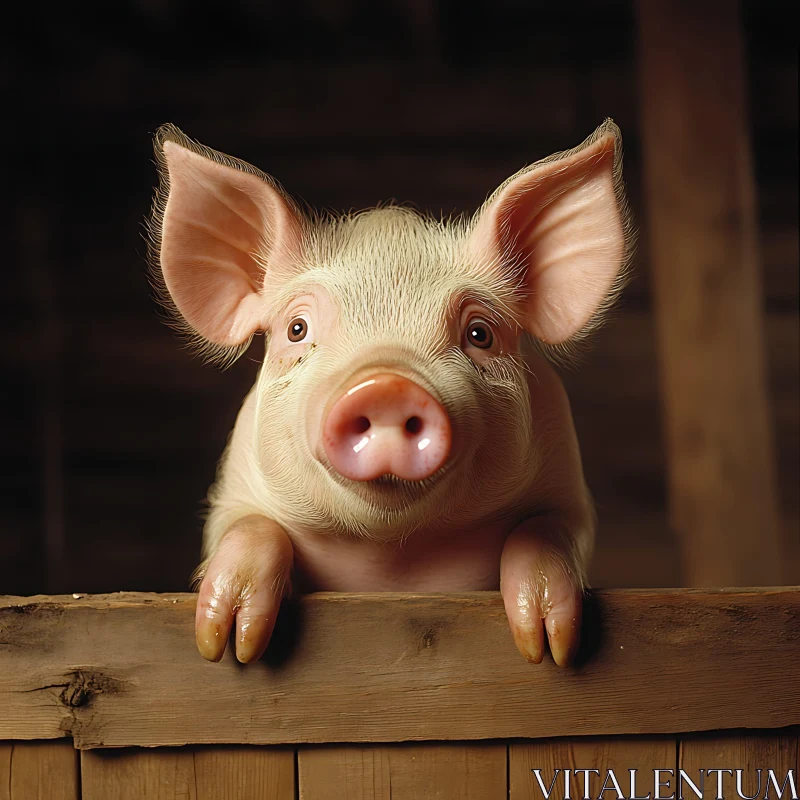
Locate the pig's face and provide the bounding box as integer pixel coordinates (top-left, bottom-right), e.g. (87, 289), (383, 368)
(251, 208), (535, 539)
(150, 121), (628, 541)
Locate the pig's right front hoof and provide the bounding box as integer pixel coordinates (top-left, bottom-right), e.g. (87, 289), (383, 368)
(194, 517), (293, 664)
(500, 518), (587, 668)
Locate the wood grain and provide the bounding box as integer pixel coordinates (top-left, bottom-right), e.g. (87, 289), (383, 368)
(80, 746), (295, 800)
(638, 0), (785, 585)
(509, 736), (676, 800)
(679, 730), (799, 798)
(0, 590), (798, 748)
(298, 742), (506, 799)
(0, 740), (79, 800)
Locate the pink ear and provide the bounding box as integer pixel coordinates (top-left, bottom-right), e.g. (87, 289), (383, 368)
(153, 126), (302, 347)
(471, 120), (629, 345)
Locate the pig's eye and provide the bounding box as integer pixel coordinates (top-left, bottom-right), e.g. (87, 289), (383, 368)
(287, 316), (309, 343)
(465, 319), (494, 350)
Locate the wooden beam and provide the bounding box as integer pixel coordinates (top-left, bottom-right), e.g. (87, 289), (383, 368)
(637, 0), (785, 585)
(1, 590), (798, 749)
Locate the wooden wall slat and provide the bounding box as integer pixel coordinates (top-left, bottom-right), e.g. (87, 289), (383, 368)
(80, 746), (295, 800)
(191, 747), (296, 799)
(638, 0), (785, 585)
(509, 736), (676, 800)
(0, 740), (79, 800)
(679, 731), (799, 799)
(298, 742), (506, 800)
(38, 63), (582, 143)
(1, 590), (798, 748)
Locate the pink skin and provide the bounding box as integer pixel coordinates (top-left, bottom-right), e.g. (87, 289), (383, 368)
(197, 507), (585, 668)
(322, 373), (452, 482)
(156, 128), (623, 669)
(195, 332), (589, 666)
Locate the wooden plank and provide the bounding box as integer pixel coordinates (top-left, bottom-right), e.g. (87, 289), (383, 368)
(0, 740), (79, 800)
(638, 0), (784, 585)
(679, 730), (798, 799)
(509, 736), (676, 800)
(19, 202), (67, 595)
(0, 590), (798, 748)
(44, 62), (580, 143)
(80, 746), (295, 800)
(298, 742), (506, 799)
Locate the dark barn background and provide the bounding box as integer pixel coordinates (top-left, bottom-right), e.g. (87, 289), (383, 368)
(3, 0), (797, 595)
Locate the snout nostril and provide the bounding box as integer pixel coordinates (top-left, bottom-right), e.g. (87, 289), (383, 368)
(352, 416), (371, 435)
(324, 373), (451, 482)
(405, 416), (423, 435)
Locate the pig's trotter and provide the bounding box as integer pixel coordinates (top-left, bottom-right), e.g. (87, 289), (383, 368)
(500, 518), (587, 667)
(194, 516), (293, 664)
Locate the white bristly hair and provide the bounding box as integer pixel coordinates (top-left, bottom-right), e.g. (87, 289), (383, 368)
(199, 205), (540, 559)
(146, 122), (631, 572)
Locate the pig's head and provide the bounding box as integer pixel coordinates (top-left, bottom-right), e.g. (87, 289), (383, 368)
(149, 121), (630, 541)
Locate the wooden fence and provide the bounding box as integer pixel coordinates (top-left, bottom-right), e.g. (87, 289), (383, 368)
(1, 589), (798, 798)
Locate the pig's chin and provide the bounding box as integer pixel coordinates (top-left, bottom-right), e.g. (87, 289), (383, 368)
(329, 463), (453, 512)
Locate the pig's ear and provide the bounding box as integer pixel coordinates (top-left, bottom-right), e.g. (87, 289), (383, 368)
(148, 124), (304, 363)
(470, 119), (631, 347)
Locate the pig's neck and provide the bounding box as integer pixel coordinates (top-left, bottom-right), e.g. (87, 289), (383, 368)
(286, 516), (513, 592)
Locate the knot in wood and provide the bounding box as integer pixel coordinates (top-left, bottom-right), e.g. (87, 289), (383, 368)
(58, 670), (121, 709)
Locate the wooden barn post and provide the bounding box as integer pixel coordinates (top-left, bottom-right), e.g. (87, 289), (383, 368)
(637, 0), (784, 585)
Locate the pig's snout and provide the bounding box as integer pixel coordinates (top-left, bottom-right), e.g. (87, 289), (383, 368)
(323, 373), (451, 482)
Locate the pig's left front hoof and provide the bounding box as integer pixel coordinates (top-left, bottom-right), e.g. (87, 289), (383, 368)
(194, 516), (293, 664)
(500, 525), (585, 667)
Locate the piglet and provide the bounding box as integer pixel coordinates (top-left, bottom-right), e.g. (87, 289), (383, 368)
(148, 120), (630, 666)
